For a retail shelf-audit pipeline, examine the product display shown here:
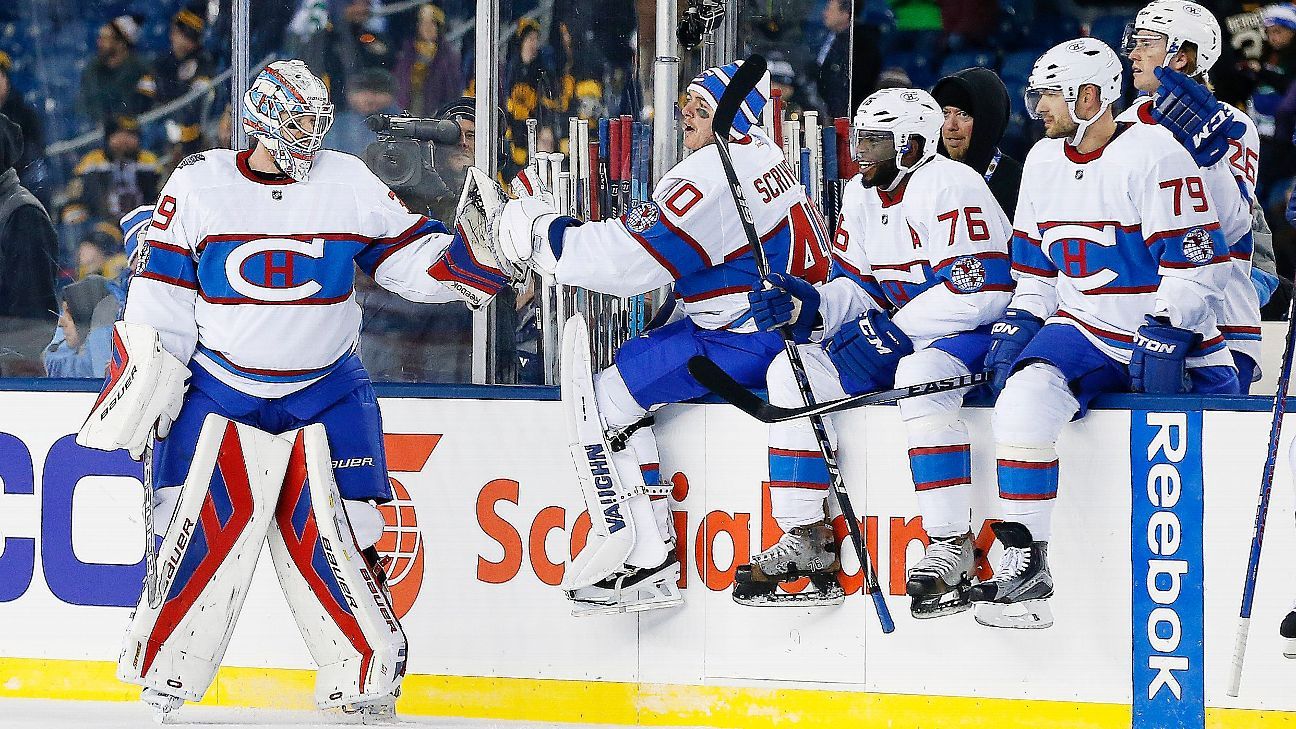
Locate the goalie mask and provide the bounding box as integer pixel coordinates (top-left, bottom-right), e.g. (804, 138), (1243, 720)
(1122, 0), (1221, 75)
(242, 60), (334, 182)
(849, 88), (942, 191)
(1025, 38), (1122, 148)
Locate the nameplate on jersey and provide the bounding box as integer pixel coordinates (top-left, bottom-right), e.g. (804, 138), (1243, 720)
(198, 235), (360, 305)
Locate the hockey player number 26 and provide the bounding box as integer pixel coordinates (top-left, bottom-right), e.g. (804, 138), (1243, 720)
(936, 207), (990, 246)
(1158, 177), (1209, 216)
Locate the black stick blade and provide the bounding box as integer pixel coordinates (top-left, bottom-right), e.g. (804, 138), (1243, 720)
(687, 355), (773, 419)
(712, 54), (768, 139)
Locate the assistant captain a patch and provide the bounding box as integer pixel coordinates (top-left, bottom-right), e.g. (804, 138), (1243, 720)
(624, 201), (662, 233)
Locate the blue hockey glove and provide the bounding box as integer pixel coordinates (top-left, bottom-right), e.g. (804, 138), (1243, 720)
(1151, 66), (1246, 168)
(1286, 182), (1296, 229)
(749, 272), (821, 342)
(1252, 266), (1280, 307)
(985, 309), (1044, 393)
(825, 310), (913, 390)
(1129, 315), (1200, 395)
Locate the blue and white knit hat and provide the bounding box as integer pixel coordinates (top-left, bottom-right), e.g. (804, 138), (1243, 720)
(1264, 3), (1296, 30)
(687, 60), (772, 137)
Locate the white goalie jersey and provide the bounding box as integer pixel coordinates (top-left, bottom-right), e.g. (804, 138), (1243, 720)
(125, 149), (473, 398)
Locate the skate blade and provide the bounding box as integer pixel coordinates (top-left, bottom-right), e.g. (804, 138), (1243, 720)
(1285, 637), (1296, 659)
(974, 599), (1053, 629)
(569, 583), (683, 617)
(733, 585), (845, 607)
(911, 595), (972, 619)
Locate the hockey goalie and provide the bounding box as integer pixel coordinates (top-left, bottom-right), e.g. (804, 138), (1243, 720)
(76, 59), (511, 722)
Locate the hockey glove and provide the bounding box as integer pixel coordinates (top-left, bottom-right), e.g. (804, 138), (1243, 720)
(825, 310), (913, 391)
(1129, 315), (1200, 395)
(1151, 67), (1246, 168)
(427, 231), (509, 309)
(748, 272), (821, 342)
(494, 196), (573, 277)
(985, 309), (1044, 394)
(1286, 181), (1296, 229)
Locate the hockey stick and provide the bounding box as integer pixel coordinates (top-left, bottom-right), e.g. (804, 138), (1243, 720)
(142, 438), (162, 609)
(688, 355), (990, 424)
(711, 55), (894, 633)
(1227, 296), (1296, 696)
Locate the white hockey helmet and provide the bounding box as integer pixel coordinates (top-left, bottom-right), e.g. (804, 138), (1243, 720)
(1026, 38), (1123, 146)
(1123, 0), (1221, 74)
(242, 60), (334, 182)
(850, 88), (942, 190)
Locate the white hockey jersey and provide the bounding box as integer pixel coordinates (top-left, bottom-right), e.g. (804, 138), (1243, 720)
(819, 155), (1013, 347)
(552, 128), (831, 331)
(125, 149), (470, 398)
(1010, 121), (1233, 369)
(1118, 97), (1263, 367)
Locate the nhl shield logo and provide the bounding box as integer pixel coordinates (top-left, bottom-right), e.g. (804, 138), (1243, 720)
(1181, 227), (1215, 265)
(949, 255), (986, 293)
(625, 201), (662, 234)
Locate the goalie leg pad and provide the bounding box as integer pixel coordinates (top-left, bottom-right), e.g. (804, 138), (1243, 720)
(560, 317), (647, 590)
(118, 415), (291, 701)
(268, 424), (407, 709)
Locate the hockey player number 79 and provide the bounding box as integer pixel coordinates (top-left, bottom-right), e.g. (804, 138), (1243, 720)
(1158, 177), (1209, 216)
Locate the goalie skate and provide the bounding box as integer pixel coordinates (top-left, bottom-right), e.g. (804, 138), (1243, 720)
(969, 521), (1054, 629)
(566, 553), (683, 616)
(733, 522), (844, 607)
(906, 532), (976, 619)
(141, 687), (183, 724)
(1281, 607), (1296, 658)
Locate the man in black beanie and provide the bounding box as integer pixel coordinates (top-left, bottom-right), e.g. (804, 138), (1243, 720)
(0, 112), (58, 375)
(931, 67), (1024, 218)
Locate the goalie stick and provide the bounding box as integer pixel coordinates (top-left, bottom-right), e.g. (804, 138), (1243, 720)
(688, 356), (989, 424)
(711, 55), (894, 634)
(1227, 294), (1296, 696)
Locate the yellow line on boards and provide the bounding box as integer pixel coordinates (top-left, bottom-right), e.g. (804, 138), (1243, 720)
(0, 657), (1290, 727)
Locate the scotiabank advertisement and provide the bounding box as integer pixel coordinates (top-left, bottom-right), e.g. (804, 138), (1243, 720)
(2, 392), (1296, 719)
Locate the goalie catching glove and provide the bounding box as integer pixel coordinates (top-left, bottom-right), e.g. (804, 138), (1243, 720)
(77, 321), (189, 460)
(432, 166), (516, 308)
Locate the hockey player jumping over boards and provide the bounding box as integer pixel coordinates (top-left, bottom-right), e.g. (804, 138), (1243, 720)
(974, 38), (1238, 629)
(76, 60), (510, 721)
(735, 88), (1012, 612)
(494, 61), (833, 616)
(1124, 0), (1267, 391)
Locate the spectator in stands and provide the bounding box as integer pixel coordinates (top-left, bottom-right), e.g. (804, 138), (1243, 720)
(79, 15), (148, 124)
(0, 114), (58, 377)
(394, 3), (462, 117)
(0, 52), (45, 195)
(76, 221), (128, 282)
(337, 0), (395, 79)
(501, 18), (557, 176)
(62, 115), (160, 229)
(816, 0), (881, 118)
(767, 51), (806, 118)
(932, 67), (1023, 217)
(138, 6), (215, 161)
(1254, 4), (1296, 202)
(326, 67), (399, 156)
(43, 275), (117, 378)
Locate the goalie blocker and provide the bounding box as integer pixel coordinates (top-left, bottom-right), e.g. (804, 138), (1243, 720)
(117, 415), (406, 715)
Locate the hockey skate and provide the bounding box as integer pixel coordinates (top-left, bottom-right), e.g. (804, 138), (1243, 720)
(1281, 607), (1296, 658)
(968, 521), (1054, 629)
(141, 686), (183, 724)
(733, 522), (844, 607)
(340, 688), (400, 724)
(906, 532), (976, 619)
(566, 551), (684, 617)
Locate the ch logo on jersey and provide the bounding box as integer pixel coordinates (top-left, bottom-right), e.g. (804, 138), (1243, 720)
(200, 235), (356, 305)
(1043, 223), (1120, 292)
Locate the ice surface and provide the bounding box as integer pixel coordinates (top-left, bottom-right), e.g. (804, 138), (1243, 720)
(0, 699), (681, 729)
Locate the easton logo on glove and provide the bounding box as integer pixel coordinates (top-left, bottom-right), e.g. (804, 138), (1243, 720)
(1132, 332), (1179, 354)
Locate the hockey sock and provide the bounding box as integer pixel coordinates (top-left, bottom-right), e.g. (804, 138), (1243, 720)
(906, 415), (973, 539)
(995, 443), (1058, 541)
(767, 446), (830, 532)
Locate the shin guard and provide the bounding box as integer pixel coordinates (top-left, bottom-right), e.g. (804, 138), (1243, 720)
(117, 415), (291, 701)
(267, 424), (407, 709)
